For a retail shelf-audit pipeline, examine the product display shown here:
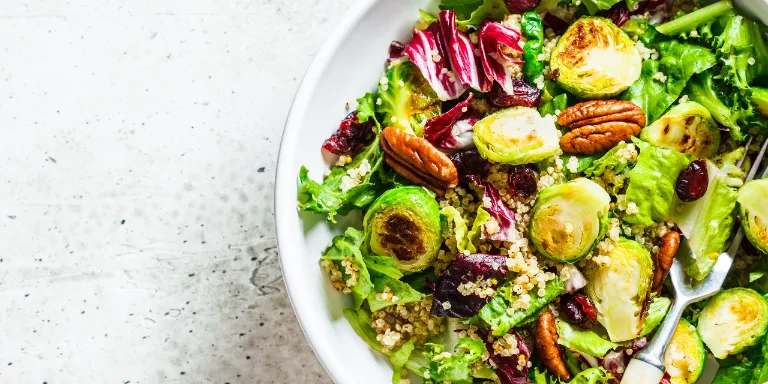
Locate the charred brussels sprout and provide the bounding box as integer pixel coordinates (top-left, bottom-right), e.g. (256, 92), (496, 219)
(364, 186), (442, 274)
(584, 238), (653, 342)
(473, 107), (560, 165)
(738, 179), (768, 253)
(530, 178), (611, 263)
(375, 60), (441, 137)
(640, 102), (721, 158)
(697, 288), (768, 359)
(663, 318), (705, 384)
(550, 17), (641, 99)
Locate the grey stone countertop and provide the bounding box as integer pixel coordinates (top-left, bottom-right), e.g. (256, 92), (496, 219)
(0, 0), (354, 382)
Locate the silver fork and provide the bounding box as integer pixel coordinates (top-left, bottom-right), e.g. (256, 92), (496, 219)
(622, 136), (768, 383)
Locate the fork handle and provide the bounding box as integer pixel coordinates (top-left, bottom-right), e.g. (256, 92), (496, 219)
(621, 298), (689, 383)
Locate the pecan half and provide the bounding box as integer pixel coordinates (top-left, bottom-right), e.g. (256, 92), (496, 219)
(652, 232), (681, 295)
(558, 100), (645, 155)
(381, 126), (459, 195)
(536, 311), (571, 381)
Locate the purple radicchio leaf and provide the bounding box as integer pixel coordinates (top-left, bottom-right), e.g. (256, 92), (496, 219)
(479, 21), (524, 96)
(488, 80), (541, 108)
(321, 111), (376, 156)
(542, 12), (569, 35)
(405, 24), (469, 101)
(387, 40), (407, 65)
(598, 338), (647, 384)
(601, 2), (629, 27)
(424, 93), (480, 150)
(430, 253), (509, 318)
(479, 329), (532, 384)
(449, 149), (491, 184)
(477, 181), (520, 242)
(439, 10), (493, 93)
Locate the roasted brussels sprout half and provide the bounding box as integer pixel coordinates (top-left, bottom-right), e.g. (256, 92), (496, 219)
(375, 60), (441, 136)
(530, 178), (611, 263)
(663, 318), (706, 384)
(550, 17), (642, 99)
(697, 288), (768, 359)
(473, 107), (561, 165)
(751, 87), (768, 118)
(584, 238), (653, 342)
(640, 102), (721, 158)
(738, 179), (768, 253)
(364, 186), (443, 274)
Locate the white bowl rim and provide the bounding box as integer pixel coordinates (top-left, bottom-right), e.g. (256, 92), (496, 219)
(274, 1), (379, 383)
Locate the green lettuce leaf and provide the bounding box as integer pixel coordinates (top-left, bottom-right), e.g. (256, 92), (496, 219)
(556, 319), (619, 358)
(621, 40), (717, 125)
(390, 341), (415, 384)
(656, 0), (734, 36)
(422, 338), (486, 384)
(364, 255), (404, 280)
(534, 367), (613, 384)
(343, 308), (417, 384)
(639, 296), (672, 336)
(567, 368), (614, 384)
(321, 228), (373, 308)
(479, 277), (564, 336)
(439, 0), (508, 27)
(624, 139), (692, 227)
(715, 12), (768, 90)
(343, 307), (382, 351)
(685, 65), (768, 140)
(298, 94), (386, 222)
(441, 206), (470, 253)
(368, 276), (425, 312)
(670, 149), (743, 280)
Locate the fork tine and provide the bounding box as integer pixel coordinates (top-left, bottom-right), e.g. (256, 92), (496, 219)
(737, 136), (754, 168)
(745, 137), (768, 183)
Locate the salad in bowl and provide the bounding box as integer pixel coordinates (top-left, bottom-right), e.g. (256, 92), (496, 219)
(294, 0), (768, 383)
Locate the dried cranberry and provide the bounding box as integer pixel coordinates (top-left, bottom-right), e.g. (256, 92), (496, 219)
(542, 13), (569, 35)
(675, 159), (709, 202)
(508, 165), (538, 198)
(601, 2), (629, 27)
(321, 111), (375, 156)
(488, 80), (541, 108)
(504, 0), (541, 13)
(449, 150), (492, 184)
(560, 293), (598, 329)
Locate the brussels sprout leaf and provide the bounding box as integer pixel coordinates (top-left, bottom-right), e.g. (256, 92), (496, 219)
(479, 277), (564, 336)
(364, 255), (404, 280)
(422, 338), (486, 384)
(321, 228), (374, 308)
(624, 139), (692, 227)
(639, 296), (671, 337)
(583, 142), (632, 177)
(368, 276), (425, 312)
(521, 11), (544, 83)
(440, 0), (509, 27)
(440, 206), (470, 253)
(556, 319), (619, 358)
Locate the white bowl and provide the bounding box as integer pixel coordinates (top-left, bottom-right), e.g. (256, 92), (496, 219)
(274, 1), (438, 383)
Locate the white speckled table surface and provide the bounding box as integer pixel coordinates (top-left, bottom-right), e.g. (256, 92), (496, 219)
(0, 1), (353, 382)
